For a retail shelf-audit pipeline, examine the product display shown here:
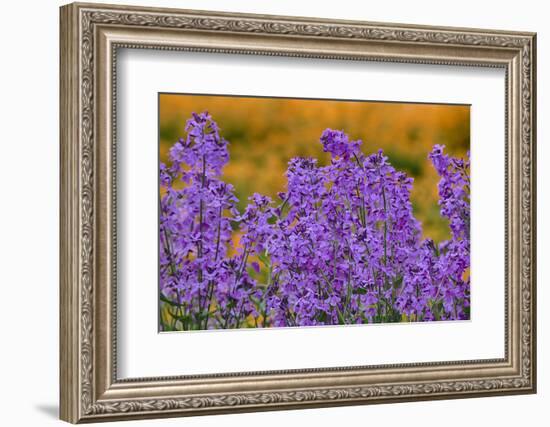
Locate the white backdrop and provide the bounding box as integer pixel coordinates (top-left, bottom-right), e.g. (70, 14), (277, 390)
(0, 0), (546, 426)
(117, 50), (504, 377)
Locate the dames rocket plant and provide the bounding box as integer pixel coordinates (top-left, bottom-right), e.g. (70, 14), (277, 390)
(159, 112), (470, 330)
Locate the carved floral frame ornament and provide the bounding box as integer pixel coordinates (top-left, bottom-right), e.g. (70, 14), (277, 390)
(59, 2), (536, 423)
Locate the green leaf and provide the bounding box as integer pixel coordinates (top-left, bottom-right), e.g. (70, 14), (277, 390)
(258, 252), (271, 267)
(166, 309), (189, 323)
(160, 293), (184, 307)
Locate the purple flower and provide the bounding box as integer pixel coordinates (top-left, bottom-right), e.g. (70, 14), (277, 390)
(320, 128), (361, 160)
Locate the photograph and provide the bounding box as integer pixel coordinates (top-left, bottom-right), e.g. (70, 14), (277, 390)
(158, 94), (471, 331)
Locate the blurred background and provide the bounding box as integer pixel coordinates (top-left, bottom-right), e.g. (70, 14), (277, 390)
(159, 93), (469, 243)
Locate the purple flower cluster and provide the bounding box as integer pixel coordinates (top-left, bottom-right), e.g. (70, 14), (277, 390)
(160, 112), (470, 330)
(160, 112), (258, 330)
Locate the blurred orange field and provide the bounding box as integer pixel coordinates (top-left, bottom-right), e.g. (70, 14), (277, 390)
(159, 94), (469, 243)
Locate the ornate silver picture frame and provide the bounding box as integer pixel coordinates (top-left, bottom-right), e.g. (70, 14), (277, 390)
(60, 2), (536, 423)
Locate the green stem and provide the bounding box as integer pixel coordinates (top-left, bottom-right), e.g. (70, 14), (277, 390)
(197, 155), (206, 315)
(162, 227), (177, 276)
(353, 153), (367, 228)
(203, 204), (223, 329)
(379, 174), (389, 320)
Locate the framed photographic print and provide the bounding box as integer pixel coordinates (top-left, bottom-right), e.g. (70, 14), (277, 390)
(59, 2), (537, 423)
